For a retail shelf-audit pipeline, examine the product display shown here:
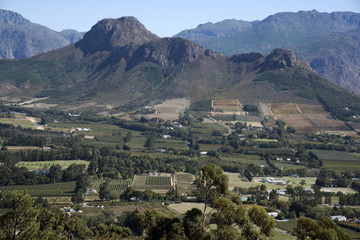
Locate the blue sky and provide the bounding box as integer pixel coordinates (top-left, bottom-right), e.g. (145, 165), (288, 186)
(1, 0), (359, 37)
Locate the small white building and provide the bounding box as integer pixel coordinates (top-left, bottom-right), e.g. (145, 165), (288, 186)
(268, 212), (278, 218)
(331, 216), (347, 222)
(200, 151), (208, 155)
(162, 135), (171, 139)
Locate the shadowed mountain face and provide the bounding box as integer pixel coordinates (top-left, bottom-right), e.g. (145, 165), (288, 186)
(0, 16), (359, 118)
(174, 10), (360, 94)
(0, 9), (84, 59)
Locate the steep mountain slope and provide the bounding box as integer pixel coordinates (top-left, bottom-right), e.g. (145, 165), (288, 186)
(0, 9), (84, 59)
(0, 16), (359, 119)
(174, 10), (360, 94)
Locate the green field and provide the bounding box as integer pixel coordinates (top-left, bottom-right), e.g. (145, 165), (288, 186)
(0, 117), (36, 129)
(193, 122), (228, 133)
(220, 155), (266, 166)
(16, 160), (90, 170)
(306, 150), (360, 171)
(0, 182), (75, 197)
(131, 175), (174, 192)
(154, 139), (188, 149)
(89, 179), (132, 195)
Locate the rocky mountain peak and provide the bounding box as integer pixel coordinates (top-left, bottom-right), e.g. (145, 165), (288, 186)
(0, 9), (30, 25)
(128, 37), (220, 68)
(78, 16), (159, 53)
(263, 48), (300, 70)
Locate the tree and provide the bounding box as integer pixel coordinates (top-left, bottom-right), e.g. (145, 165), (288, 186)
(0, 190), (40, 240)
(248, 206), (276, 237)
(198, 163), (229, 228)
(183, 208), (204, 240)
(295, 217), (350, 240)
(48, 164), (62, 183)
(99, 180), (111, 201)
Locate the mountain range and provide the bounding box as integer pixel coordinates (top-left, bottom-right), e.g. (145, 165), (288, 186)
(0, 16), (360, 119)
(0, 9), (84, 59)
(175, 10), (360, 94)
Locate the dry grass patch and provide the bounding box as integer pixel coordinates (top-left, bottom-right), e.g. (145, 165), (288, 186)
(144, 98), (190, 121)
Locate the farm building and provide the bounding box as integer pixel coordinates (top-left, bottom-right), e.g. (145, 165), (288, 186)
(268, 212), (278, 218)
(331, 216), (347, 221)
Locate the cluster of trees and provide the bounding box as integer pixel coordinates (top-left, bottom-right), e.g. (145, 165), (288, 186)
(0, 163), (87, 186)
(295, 217), (350, 240)
(0, 190), (130, 239)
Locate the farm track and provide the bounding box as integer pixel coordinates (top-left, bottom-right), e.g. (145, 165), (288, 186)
(295, 104), (322, 133)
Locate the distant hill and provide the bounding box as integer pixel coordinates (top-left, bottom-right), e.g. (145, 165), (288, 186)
(0, 16), (359, 119)
(174, 10), (360, 94)
(0, 9), (84, 59)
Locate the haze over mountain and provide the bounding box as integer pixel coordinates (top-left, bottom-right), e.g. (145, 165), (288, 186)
(0, 16), (359, 119)
(0, 9), (84, 59)
(175, 10), (360, 94)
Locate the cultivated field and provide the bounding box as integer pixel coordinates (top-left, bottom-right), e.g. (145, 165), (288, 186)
(0, 116), (38, 129)
(175, 172), (196, 193)
(142, 98), (190, 121)
(88, 179), (132, 195)
(16, 160), (90, 170)
(212, 99), (242, 112)
(270, 103), (353, 134)
(297, 104), (351, 133)
(306, 150), (360, 171)
(270, 103), (317, 132)
(0, 182), (75, 197)
(131, 174), (174, 193)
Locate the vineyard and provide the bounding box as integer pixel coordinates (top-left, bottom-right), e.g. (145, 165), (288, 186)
(88, 179), (132, 195)
(175, 172), (196, 193)
(131, 175), (174, 193)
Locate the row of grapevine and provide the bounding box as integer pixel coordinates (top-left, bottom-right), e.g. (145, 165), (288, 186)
(88, 179), (132, 195)
(145, 176), (172, 186)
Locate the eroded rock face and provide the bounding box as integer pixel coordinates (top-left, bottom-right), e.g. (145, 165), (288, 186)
(263, 48), (300, 70)
(127, 38), (220, 68)
(78, 17), (159, 54)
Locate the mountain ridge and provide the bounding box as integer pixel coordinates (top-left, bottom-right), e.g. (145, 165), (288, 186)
(0, 9), (84, 59)
(174, 10), (360, 94)
(0, 16), (359, 119)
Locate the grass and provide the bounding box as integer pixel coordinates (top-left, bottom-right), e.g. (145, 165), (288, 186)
(175, 172), (196, 193)
(276, 219), (297, 234)
(0, 182), (75, 197)
(154, 139), (188, 149)
(220, 156), (266, 166)
(169, 202), (210, 214)
(274, 229), (296, 240)
(0, 117), (36, 129)
(16, 160), (90, 170)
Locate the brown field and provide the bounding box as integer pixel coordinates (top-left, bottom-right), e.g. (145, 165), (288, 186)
(270, 103), (353, 133)
(271, 103), (317, 132)
(258, 102), (274, 118)
(213, 99), (243, 112)
(141, 98), (190, 121)
(298, 104), (351, 132)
